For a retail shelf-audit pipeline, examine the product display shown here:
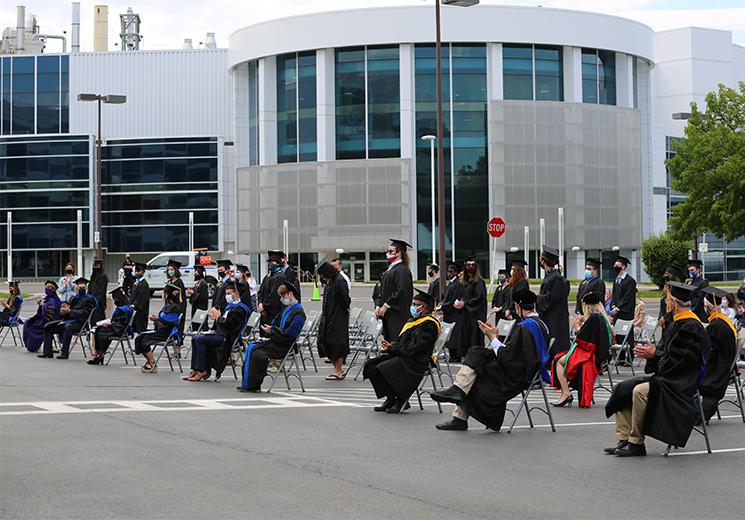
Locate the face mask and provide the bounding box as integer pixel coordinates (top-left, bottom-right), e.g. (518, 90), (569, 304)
(269, 264), (281, 274)
(409, 305), (420, 318)
(427, 271), (434, 278)
(281, 297), (292, 306)
(194, 273), (202, 280)
(498, 276), (506, 284)
(225, 294), (234, 304)
(386, 252), (397, 263)
(218, 270), (226, 279)
(584, 270), (593, 280)
(45, 287), (55, 296)
(689, 271), (696, 279)
(134, 272), (142, 279)
(721, 299), (729, 309)
(65, 269), (73, 274)
(663, 274), (671, 282)
(77, 287), (86, 295)
(167, 269), (175, 277)
(613, 265), (622, 274)
(234, 272), (243, 280)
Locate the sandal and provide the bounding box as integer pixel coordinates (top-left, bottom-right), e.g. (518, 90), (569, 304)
(140, 363), (158, 374)
(325, 373), (345, 381)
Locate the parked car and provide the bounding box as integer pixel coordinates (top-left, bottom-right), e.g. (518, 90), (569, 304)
(142, 251), (225, 297)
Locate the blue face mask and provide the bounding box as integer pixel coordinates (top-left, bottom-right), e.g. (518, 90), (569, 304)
(584, 270), (593, 280)
(689, 271), (696, 280)
(409, 305), (420, 318)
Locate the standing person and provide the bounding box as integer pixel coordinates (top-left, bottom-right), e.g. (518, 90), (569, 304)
(211, 260), (232, 313)
(438, 261), (464, 361)
(38, 277), (97, 360)
(233, 265), (254, 309)
(536, 245), (570, 358)
(490, 269), (510, 323)
(246, 266), (258, 311)
(504, 260), (530, 320)
(134, 283), (182, 374)
(277, 251), (301, 302)
(130, 262), (150, 333)
(58, 263), (77, 303)
(187, 264), (209, 328)
(316, 259), (351, 380)
(121, 254), (135, 296)
(257, 251), (287, 335)
(23, 280), (62, 352)
(685, 259), (709, 321)
(427, 264), (441, 306)
(87, 287), (133, 365)
(658, 265), (683, 330)
(610, 256), (637, 324)
(89, 258), (109, 323)
(330, 258), (352, 290)
(574, 258), (605, 326)
(166, 259), (187, 334)
(375, 239), (414, 342)
(452, 257), (487, 361)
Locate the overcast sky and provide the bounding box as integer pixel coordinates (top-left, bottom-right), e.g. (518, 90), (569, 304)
(2, 0), (744, 52)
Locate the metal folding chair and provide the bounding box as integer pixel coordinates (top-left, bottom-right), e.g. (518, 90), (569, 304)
(265, 341), (305, 393)
(152, 314), (184, 373)
(506, 366), (557, 433)
(295, 314), (319, 373)
(0, 300), (24, 348)
(348, 307), (363, 332)
(343, 318), (383, 380)
(242, 312), (261, 344)
(183, 309), (210, 359)
(228, 316), (253, 380)
(496, 319), (515, 341)
(608, 319), (636, 375)
(67, 309), (96, 359)
(714, 345), (745, 423)
(432, 322), (455, 384)
(104, 312), (137, 365)
(664, 390), (711, 456)
(638, 315), (659, 344)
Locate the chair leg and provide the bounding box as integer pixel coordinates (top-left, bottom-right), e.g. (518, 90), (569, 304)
(105, 341), (119, 366)
(283, 363), (291, 390)
(508, 389), (531, 434)
(308, 344), (318, 373)
(697, 394), (712, 454)
(607, 367), (615, 391)
(663, 444), (673, 457)
(523, 390), (535, 429)
(294, 356), (305, 392)
(627, 346), (636, 375)
(540, 379), (556, 433)
(342, 350), (361, 378)
(736, 376), (745, 423)
(429, 371), (442, 413)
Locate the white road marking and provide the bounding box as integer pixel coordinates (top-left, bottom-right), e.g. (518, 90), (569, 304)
(667, 447), (745, 456)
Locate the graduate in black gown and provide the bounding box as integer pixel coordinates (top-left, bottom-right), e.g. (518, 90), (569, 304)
(166, 259), (187, 334)
(536, 245), (570, 358)
(574, 258), (605, 317)
(375, 239), (414, 342)
(364, 289), (440, 414)
(257, 251), (288, 335)
(426, 264), (441, 305)
(490, 269), (510, 322)
(438, 262), (463, 359)
(0, 281), (23, 326)
(316, 259), (351, 380)
(188, 264), (210, 327)
(89, 258), (109, 323)
(87, 287), (133, 365)
(503, 260), (529, 320)
(130, 262), (150, 334)
(452, 257), (487, 360)
(685, 259), (710, 321)
(657, 265), (683, 330)
(699, 286), (738, 420)
(134, 283), (182, 374)
(38, 277), (97, 360)
(278, 251), (301, 302)
(211, 260), (232, 313)
(604, 282), (711, 456)
(431, 289), (550, 431)
(233, 264), (254, 310)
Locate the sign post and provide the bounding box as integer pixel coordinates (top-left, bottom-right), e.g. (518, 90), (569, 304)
(487, 217), (506, 292)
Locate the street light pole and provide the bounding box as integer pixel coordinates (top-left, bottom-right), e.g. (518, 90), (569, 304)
(421, 135), (437, 264)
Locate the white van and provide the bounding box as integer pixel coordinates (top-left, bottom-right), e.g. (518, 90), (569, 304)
(144, 251), (223, 296)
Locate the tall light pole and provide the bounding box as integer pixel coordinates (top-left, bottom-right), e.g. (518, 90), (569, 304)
(434, 0), (479, 292)
(421, 135), (437, 264)
(77, 93), (127, 262)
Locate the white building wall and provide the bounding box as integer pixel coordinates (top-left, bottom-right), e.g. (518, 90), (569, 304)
(69, 49), (231, 140)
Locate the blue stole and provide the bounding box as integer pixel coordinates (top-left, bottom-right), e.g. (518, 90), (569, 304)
(159, 310), (181, 341)
(273, 302), (302, 329)
(520, 317), (551, 383)
(114, 305), (134, 335)
(241, 303), (300, 388)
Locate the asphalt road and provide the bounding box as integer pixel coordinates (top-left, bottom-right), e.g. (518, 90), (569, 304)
(1, 287), (744, 520)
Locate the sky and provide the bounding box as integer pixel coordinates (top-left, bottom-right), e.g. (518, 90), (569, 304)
(1, 0), (744, 53)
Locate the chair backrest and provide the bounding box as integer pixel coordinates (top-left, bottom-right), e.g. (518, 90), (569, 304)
(640, 315), (658, 340)
(434, 322), (454, 351)
(496, 319), (515, 338)
(246, 312), (259, 329)
(8, 299), (23, 324)
(349, 307), (363, 325)
(191, 309), (209, 328)
(613, 319), (634, 343)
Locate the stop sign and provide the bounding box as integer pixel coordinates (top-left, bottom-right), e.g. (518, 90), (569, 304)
(487, 217), (506, 238)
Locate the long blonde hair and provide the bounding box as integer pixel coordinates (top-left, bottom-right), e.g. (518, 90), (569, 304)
(582, 301), (609, 323)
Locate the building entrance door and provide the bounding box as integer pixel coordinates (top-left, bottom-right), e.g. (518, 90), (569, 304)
(351, 262), (365, 283)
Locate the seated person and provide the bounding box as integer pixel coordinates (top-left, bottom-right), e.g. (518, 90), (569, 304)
(0, 280), (23, 326)
(23, 280), (61, 352)
(604, 282), (711, 457)
(364, 289), (440, 414)
(237, 282), (305, 393)
(699, 286), (738, 420)
(87, 287), (133, 365)
(134, 283), (182, 374)
(184, 282), (250, 382)
(431, 289), (550, 431)
(38, 277), (97, 360)
(551, 292), (613, 408)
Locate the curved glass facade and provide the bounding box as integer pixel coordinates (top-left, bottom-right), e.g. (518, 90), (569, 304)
(277, 51), (317, 163)
(582, 48), (616, 105)
(503, 44), (563, 101)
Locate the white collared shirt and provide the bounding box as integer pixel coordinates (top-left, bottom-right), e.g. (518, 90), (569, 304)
(386, 259), (402, 271)
(339, 270), (352, 289)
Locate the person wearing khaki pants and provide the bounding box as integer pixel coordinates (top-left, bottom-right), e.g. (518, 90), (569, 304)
(613, 382), (649, 446)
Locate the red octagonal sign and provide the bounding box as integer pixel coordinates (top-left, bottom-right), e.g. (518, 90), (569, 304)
(487, 217), (506, 238)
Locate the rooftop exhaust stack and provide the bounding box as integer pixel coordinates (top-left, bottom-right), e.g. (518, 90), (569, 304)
(119, 7), (141, 51)
(205, 32), (216, 49)
(16, 5), (25, 51)
(93, 4), (108, 51)
(71, 2), (80, 52)
(183, 38), (193, 50)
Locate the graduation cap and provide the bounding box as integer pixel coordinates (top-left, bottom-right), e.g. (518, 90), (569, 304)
(109, 287), (129, 305)
(193, 264), (206, 272)
(216, 259), (232, 268)
(615, 256), (631, 267)
(687, 259), (703, 268)
(498, 269), (509, 276)
(541, 245), (559, 263)
(134, 262), (148, 272)
(513, 289), (537, 307)
(44, 280), (59, 290)
(167, 258), (182, 269)
(267, 250), (285, 262)
(279, 281), (301, 299)
(164, 282), (183, 302)
(582, 292), (603, 305)
(664, 265), (683, 280)
(412, 288), (435, 308)
(389, 239), (413, 252)
(702, 286), (730, 306)
(511, 259), (528, 267)
(315, 257), (338, 279)
(235, 264), (249, 273)
(666, 281), (697, 303)
(73, 276), (89, 285)
(446, 261), (460, 271)
(585, 258), (601, 269)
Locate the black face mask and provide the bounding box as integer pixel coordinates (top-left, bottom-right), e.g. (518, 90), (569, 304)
(65, 269), (73, 274)
(613, 265), (622, 274)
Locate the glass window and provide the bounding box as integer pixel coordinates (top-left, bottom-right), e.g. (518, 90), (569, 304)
(534, 46), (563, 101)
(297, 51), (317, 162)
(503, 44), (533, 100)
(248, 60), (259, 166)
(335, 47), (366, 160)
(367, 46), (400, 158)
(2, 58), (10, 134)
(104, 225), (218, 253)
(11, 57), (34, 134)
(277, 53), (298, 163)
(60, 55), (69, 132)
(582, 48), (598, 104)
(598, 50), (616, 105)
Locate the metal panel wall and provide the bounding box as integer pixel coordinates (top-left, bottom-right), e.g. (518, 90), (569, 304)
(69, 49), (231, 140)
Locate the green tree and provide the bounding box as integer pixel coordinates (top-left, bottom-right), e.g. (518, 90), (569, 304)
(666, 81), (745, 242)
(641, 233), (690, 289)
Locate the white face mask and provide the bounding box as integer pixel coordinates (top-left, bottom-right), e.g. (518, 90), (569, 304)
(281, 297), (292, 306)
(234, 272), (242, 280)
(225, 294), (234, 304)
(721, 299), (728, 309)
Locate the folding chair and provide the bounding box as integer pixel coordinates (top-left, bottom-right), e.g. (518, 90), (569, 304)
(183, 309), (210, 359)
(349, 310), (375, 344)
(104, 311), (137, 365)
(348, 307), (363, 332)
(608, 319), (636, 375)
(714, 346), (745, 423)
(638, 315), (659, 344)
(432, 322), (455, 384)
(505, 366), (557, 433)
(664, 390), (711, 456)
(496, 319), (515, 341)
(265, 341), (305, 393)
(343, 318), (383, 380)
(295, 314), (319, 373)
(227, 316), (253, 380)
(593, 359), (616, 395)
(242, 313), (261, 344)
(0, 300), (24, 348)
(67, 309), (96, 359)
(152, 314), (184, 373)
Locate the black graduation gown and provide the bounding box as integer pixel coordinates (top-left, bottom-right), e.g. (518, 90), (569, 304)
(462, 316), (548, 430)
(440, 277), (464, 355)
(235, 280), (253, 310)
(605, 315), (711, 447)
(362, 316), (440, 401)
(491, 283), (509, 322)
(686, 276), (709, 322)
(89, 271), (108, 323)
(379, 262), (414, 342)
(611, 274), (637, 321)
(257, 270), (287, 329)
(205, 304), (249, 378)
(504, 279), (529, 318)
(170, 277), (187, 332)
(427, 278), (441, 305)
(700, 316), (737, 420)
(283, 265), (301, 302)
(189, 279), (209, 318)
(94, 307), (131, 352)
(212, 278), (228, 312)
(136, 302), (181, 350)
(536, 269), (570, 357)
(575, 276), (605, 315)
(318, 275), (351, 360)
(372, 282), (382, 307)
(454, 279), (487, 359)
(130, 278), (150, 333)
